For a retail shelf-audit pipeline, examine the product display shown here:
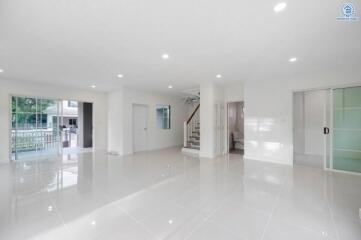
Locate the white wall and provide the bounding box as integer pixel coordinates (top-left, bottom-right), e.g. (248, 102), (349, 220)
(225, 83), (244, 103)
(107, 89), (125, 155)
(244, 75), (361, 165)
(293, 92), (305, 154)
(244, 81), (293, 165)
(108, 87), (188, 155)
(0, 78), (108, 163)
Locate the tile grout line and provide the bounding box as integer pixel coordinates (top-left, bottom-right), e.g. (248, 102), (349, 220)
(260, 178), (286, 240)
(39, 172), (73, 235)
(112, 200), (161, 240)
(174, 172), (238, 239)
(184, 184), (248, 240)
(325, 180), (341, 240)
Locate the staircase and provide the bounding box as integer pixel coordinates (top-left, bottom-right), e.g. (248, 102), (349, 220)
(182, 104), (200, 155)
(186, 122), (200, 149)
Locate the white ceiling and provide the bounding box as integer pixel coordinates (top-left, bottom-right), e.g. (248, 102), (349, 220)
(0, 0), (360, 92)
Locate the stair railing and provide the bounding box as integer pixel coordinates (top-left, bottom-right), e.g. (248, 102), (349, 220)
(184, 104), (200, 148)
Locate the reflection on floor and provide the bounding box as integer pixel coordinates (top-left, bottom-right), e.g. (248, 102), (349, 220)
(1, 147), (360, 240)
(229, 149), (244, 155)
(12, 146), (91, 161)
(294, 153), (324, 169)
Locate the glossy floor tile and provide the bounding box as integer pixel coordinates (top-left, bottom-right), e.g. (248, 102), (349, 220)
(0, 147), (360, 240)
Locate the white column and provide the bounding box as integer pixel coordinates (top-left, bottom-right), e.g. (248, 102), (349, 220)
(199, 82), (224, 158)
(107, 88), (125, 155)
(78, 102), (84, 148)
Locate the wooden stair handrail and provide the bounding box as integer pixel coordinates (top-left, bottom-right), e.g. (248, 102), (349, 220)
(187, 104), (200, 124)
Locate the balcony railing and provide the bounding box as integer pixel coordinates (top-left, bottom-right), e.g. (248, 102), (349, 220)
(11, 129), (60, 153)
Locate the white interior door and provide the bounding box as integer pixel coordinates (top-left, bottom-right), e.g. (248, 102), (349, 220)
(133, 104), (148, 152)
(293, 89), (331, 168)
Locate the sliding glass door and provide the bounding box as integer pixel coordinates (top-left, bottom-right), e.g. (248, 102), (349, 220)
(11, 96), (62, 160)
(332, 87), (361, 173)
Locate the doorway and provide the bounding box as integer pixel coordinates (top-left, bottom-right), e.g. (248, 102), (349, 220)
(293, 90), (331, 168)
(62, 101), (93, 154)
(133, 104), (148, 153)
(227, 102), (244, 155)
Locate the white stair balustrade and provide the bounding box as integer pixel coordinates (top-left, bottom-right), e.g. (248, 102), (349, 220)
(182, 104), (200, 151)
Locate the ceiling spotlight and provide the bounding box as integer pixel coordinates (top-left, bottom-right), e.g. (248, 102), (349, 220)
(91, 85), (96, 89)
(117, 74), (124, 78)
(0, 69), (4, 73)
(162, 54), (170, 60)
(274, 2), (287, 12)
(168, 85), (173, 89)
(48, 206), (53, 212)
(91, 220), (96, 226)
(216, 74), (222, 78)
(289, 57), (298, 63)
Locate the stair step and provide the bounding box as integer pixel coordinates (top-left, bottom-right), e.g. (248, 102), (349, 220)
(189, 141), (199, 146)
(187, 143), (200, 148)
(190, 146), (200, 150)
(182, 147), (199, 155)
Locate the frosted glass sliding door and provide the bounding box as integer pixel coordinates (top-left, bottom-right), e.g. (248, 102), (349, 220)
(333, 87), (361, 173)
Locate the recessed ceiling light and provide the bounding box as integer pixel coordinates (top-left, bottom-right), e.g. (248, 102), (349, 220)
(162, 54), (170, 60)
(289, 57), (298, 63)
(47, 206), (53, 212)
(91, 220), (96, 226)
(117, 74), (124, 78)
(216, 74), (222, 78)
(90, 85), (96, 89)
(274, 2), (287, 12)
(0, 69), (4, 73)
(168, 85), (173, 89)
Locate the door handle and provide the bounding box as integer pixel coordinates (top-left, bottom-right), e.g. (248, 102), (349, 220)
(323, 127), (330, 134)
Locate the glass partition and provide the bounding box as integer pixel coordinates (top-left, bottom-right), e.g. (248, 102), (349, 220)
(333, 87), (361, 173)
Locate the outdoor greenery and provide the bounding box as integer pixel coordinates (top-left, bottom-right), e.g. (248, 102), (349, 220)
(12, 97), (55, 113)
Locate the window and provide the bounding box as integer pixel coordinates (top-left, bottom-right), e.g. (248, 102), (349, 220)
(69, 119), (77, 126)
(11, 96), (61, 160)
(68, 101), (78, 108)
(156, 105), (171, 129)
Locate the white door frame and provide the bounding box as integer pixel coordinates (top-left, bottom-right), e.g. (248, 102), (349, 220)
(292, 89), (331, 170)
(225, 101), (244, 154)
(132, 103), (148, 153)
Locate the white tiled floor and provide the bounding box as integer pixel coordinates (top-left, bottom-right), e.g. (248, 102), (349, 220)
(1, 147), (360, 240)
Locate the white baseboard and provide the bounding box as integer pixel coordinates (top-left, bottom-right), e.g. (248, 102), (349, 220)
(182, 148), (200, 157)
(243, 155), (292, 166)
